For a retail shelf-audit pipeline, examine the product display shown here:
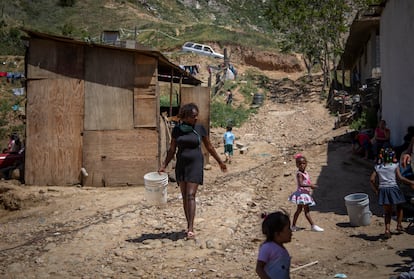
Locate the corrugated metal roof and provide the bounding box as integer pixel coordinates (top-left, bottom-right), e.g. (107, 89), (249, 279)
(22, 29), (202, 86)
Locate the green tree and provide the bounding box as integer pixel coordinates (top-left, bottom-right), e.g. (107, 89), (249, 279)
(264, 0), (381, 90)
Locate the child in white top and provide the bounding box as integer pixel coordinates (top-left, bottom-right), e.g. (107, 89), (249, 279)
(256, 211), (292, 279)
(370, 148), (414, 239)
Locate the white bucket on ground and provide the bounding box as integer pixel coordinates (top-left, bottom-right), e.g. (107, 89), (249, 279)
(344, 193), (372, 226)
(144, 172), (168, 205)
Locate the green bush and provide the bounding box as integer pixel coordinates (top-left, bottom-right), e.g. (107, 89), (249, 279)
(61, 23), (75, 36)
(210, 102), (255, 128)
(350, 108), (378, 130)
(59, 0), (76, 7)
(350, 111), (367, 131)
(0, 28), (25, 55)
(159, 93), (179, 107)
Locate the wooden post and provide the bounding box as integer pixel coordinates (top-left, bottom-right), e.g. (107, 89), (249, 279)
(224, 48), (229, 81)
(179, 76), (183, 108)
(341, 60), (345, 90)
(169, 69), (173, 116)
(224, 48), (229, 68)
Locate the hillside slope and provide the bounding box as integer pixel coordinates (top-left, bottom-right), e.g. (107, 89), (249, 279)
(1, 0), (278, 55)
(0, 0), (307, 145)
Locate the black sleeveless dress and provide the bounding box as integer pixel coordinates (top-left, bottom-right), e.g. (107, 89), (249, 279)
(172, 124), (207, 185)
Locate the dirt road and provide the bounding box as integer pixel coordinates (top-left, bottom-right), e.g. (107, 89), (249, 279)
(1, 74), (413, 279)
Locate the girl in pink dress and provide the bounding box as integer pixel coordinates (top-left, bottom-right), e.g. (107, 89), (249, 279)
(289, 154), (324, 232)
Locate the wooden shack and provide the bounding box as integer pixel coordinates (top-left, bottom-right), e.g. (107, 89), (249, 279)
(24, 30), (207, 186)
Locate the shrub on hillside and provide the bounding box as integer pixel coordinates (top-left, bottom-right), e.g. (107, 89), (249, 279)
(59, 0), (76, 7)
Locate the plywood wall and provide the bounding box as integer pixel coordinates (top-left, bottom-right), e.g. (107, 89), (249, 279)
(181, 86), (211, 164)
(25, 78), (84, 185)
(82, 129), (158, 186)
(84, 47), (135, 131)
(27, 38), (84, 80)
(81, 51), (160, 186)
(133, 54), (159, 128)
(25, 35), (196, 186)
(84, 82), (134, 130)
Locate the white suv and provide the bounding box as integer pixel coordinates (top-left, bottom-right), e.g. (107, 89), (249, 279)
(181, 42), (224, 59)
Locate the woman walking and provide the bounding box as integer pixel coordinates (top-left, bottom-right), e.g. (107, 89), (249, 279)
(159, 103), (227, 239)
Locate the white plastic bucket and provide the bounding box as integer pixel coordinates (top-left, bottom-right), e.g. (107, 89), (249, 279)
(144, 172), (168, 205)
(344, 193), (372, 226)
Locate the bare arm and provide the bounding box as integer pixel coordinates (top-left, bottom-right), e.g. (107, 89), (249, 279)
(297, 173), (305, 186)
(401, 138), (414, 168)
(256, 261), (271, 279)
(370, 171), (378, 194)
(202, 136), (227, 172)
(297, 173), (317, 189)
(396, 166), (414, 189)
(158, 138), (177, 173)
(384, 128), (390, 141)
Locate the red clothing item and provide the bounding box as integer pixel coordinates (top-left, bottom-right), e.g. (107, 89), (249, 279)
(357, 133), (370, 145)
(375, 127), (387, 140)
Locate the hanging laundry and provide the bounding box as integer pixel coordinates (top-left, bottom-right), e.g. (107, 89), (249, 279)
(12, 88), (25, 96)
(13, 72), (24, 79)
(183, 65), (200, 76)
(229, 64), (238, 79)
(193, 64), (200, 75)
(6, 72), (24, 84)
(225, 68), (235, 80)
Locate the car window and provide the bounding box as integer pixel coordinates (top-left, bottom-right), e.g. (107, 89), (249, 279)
(194, 44), (202, 50)
(204, 46), (213, 53)
(184, 42), (193, 47)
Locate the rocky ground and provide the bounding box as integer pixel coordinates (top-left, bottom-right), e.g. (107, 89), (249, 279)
(1, 54), (414, 279)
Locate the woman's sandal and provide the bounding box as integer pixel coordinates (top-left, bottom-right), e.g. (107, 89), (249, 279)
(384, 230), (391, 239)
(186, 231), (195, 239)
(396, 225), (404, 232)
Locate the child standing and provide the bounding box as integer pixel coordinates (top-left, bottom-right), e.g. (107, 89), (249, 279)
(289, 154), (324, 232)
(223, 126), (235, 164)
(370, 148), (414, 239)
(225, 89), (233, 105)
(256, 211), (292, 279)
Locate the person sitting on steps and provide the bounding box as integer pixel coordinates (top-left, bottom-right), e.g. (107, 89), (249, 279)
(372, 119), (391, 158)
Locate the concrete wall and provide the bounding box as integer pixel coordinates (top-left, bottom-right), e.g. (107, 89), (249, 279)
(380, 0), (414, 146)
